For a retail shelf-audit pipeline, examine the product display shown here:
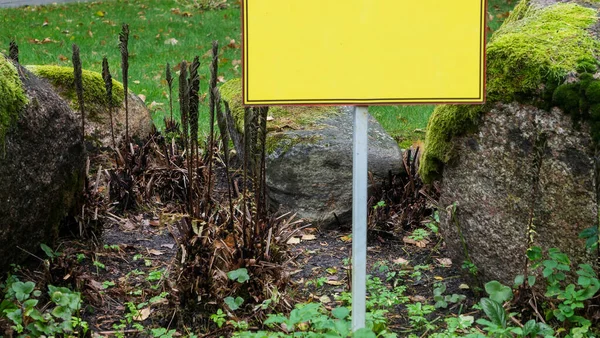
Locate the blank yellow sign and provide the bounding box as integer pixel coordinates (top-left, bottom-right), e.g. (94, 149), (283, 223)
(243, 0), (486, 105)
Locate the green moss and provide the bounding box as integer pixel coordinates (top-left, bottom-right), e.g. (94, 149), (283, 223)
(419, 105), (484, 182)
(266, 133), (323, 156)
(220, 78), (339, 153)
(0, 55), (28, 145)
(487, 3), (598, 102)
(26, 65), (124, 119)
(420, 1), (600, 182)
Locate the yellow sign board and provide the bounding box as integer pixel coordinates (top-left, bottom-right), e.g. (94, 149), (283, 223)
(242, 0), (486, 105)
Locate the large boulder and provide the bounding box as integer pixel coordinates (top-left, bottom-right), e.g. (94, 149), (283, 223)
(420, 0), (600, 284)
(26, 65), (153, 147)
(0, 56), (84, 272)
(220, 79), (403, 225)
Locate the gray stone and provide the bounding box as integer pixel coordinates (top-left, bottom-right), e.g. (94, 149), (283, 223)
(439, 103), (597, 285)
(0, 62), (84, 272)
(266, 107), (403, 225)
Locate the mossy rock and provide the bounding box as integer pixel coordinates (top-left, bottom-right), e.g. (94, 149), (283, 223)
(0, 54), (28, 145)
(423, 0), (600, 285)
(27, 65), (153, 147)
(0, 61), (84, 273)
(420, 1), (600, 182)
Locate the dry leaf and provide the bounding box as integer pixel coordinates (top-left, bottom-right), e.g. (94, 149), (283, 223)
(393, 257), (409, 265)
(325, 280), (344, 286)
(319, 295), (331, 303)
(164, 38), (179, 46)
(402, 236), (429, 248)
(161, 244), (174, 249)
(122, 220), (136, 231)
(436, 258), (452, 267)
(217, 76), (225, 83)
(138, 94), (146, 102)
(340, 235), (352, 243)
(287, 237), (300, 244)
(434, 276), (444, 280)
(133, 307), (151, 321)
(147, 249), (164, 256)
(88, 30), (93, 38)
(58, 54), (68, 62)
(301, 234), (316, 241)
(409, 295), (427, 302)
(42, 19), (49, 26)
(459, 284), (470, 290)
(267, 116), (274, 121)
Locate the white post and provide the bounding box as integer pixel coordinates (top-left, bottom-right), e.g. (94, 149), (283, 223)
(352, 106), (368, 331)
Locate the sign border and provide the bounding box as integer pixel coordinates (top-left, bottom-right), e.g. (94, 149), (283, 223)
(242, 0), (487, 106)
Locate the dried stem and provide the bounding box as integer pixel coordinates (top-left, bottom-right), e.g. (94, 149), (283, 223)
(188, 56), (200, 174)
(119, 23), (130, 142)
(206, 41), (219, 207)
(166, 63), (174, 121)
(102, 57), (116, 149)
(9, 40), (18, 63)
(178, 61), (192, 215)
(72, 44), (85, 147)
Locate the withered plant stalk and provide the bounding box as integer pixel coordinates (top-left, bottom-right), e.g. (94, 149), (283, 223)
(101, 57), (116, 149)
(119, 23), (130, 142)
(166, 63), (174, 121)
(188, 56), (200, 176)
(72, 44), (85, 147)
(205, 41), (219, 207)
(9, 40), (18, 63)
(178, 61), (193, 215)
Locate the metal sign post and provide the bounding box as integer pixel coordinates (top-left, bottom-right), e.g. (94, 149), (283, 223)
(352, 106), (368, 331)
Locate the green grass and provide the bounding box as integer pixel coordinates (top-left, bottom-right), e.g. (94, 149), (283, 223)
(0, 0), (241, 134)
(0, 0), (518, 146)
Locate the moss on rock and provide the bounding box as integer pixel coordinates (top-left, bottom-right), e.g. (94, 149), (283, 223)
(0, 55), (28, 144)
(26, 65), (124, 119)
(420, 1), (600, 182)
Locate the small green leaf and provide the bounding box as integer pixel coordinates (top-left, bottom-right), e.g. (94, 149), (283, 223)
(526, 246), (542, 261)
(484, 281), (513, 303)
(332, 306), (350, 319)
(480, 298), (507, 328)
(40, 243), (57, 259)
(528, 275), (536, 287)
(353, 328), (377, 338)
(513, 275), (525, 288)
(227, 268), (250, 283)
(51, 305), (72, 320)
(224, 296), (244, 311)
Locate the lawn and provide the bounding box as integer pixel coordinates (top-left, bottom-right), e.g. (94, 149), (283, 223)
(0, 0), (518, 144)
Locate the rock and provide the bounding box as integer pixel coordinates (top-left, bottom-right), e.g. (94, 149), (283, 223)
(0, 56), (84, 272)
(420, 0), (599, 284)
(26, 65), (154, 148)
(220, 79), (403, 225)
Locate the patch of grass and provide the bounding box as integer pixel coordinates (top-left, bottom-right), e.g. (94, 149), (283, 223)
(369, 105), (433, 148)
(0, 0), (241, 132)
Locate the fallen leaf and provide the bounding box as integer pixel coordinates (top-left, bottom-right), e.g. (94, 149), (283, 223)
(138, 94), (146, 102)
(459, 284), (470, 290)
(42, 19), (49, 26)
(161, 243), (174, 249)
(133, 80), (140, 84)
(434, 276), (444, 281)
(133, 307), (151, 321)
(319, 295), (331, 303)
(393, 257), (409, 265)
(326, 267), (337, 275)
(326, 280), (344, 286)
(436, 258), (452, 267)
(402, 236), (430, 248)
(340, 235), (352, 243)
(301, 234), (316, 241)
(164, 38), (179, 46)
(286, 237), (300, 244)
(41, 37), (54, 44)
(122, 220), (136, 231)
(232, 59), (242, 66)
(409, 295), (427, 302)
(267, 116), (274, 121)
(96, 10), (105, 17)
(58, 54), (68, 62)
(88, 30), (93, 38)
(89, 279), (104, 291)
(217, 76), (225, 83)
(147, 249), (164, 256)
